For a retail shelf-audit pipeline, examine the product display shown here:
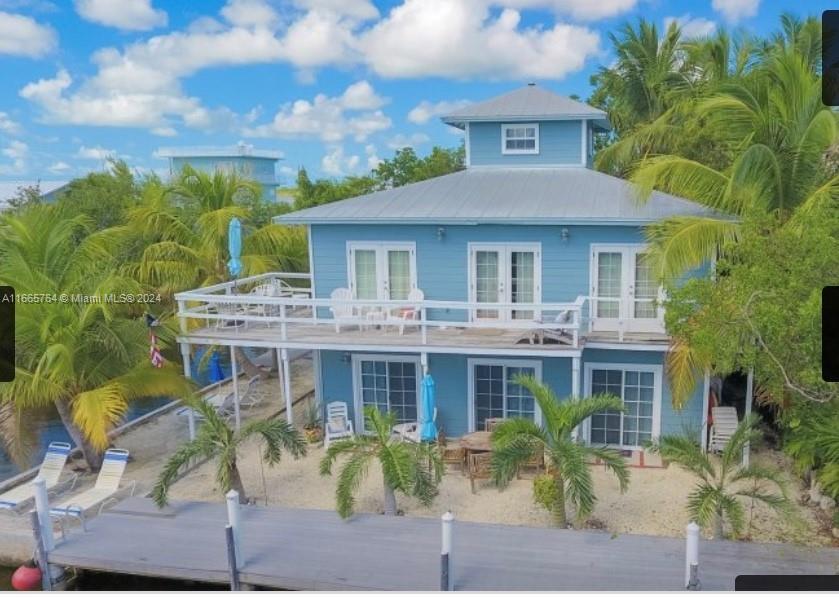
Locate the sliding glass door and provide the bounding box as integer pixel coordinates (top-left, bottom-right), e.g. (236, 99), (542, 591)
(586, 365), (661, 449)
(469, 359), (541, 431)
(354, 355), (420, 431)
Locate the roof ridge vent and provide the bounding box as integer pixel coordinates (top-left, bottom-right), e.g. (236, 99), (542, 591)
(527, 82), (536, 86)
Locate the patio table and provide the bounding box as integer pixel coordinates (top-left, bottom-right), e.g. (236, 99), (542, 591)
(459, 430), (492, 454)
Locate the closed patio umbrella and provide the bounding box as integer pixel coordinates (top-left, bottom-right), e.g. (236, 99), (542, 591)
(227, 217), (243, 278)
(209, 350), (225, 383)
(419, 372), (438, 442)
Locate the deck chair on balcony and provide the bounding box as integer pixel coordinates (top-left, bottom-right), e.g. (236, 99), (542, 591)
(324, 401), (354, 448)
(531, 309), (575, 345)
(50, 448), (135, 522)
(709, 407), (739, 453)
(329, 288), (358, 333)
(388, 288), (424, 335)
(0, 442), (76, 511)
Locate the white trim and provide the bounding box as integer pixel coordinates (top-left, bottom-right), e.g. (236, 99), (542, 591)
(700, 370), (710, 453)
(583, 362), (663, 450)
(580, 120), (586, 166)
(307, 225), (316, 298)
(583, 342), (669, 352)
(346, 241), (417, 300)
(467, 358), (543, 432)
(313, 349), (323, 408)
(351, 353), (422, 433)
(467, 242), (542, 322)
(465, 122), (471, 167)
(501, 123), (539, 155)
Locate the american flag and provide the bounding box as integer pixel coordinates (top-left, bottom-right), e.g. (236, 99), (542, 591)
(149, 331), (164, 368)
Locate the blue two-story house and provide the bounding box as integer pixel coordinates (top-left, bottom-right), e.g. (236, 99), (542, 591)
(175, 84), (715, 460)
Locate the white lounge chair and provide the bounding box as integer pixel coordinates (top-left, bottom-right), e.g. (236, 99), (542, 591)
(709, 407), (739, 453)
(50, 448), (135, 520)
(329, 288), (358, 333)
(239, 375), (263, 410)
(531, 309), (575, 345)
(388, 288), (424, 335)
(324, 402), (354, 448)
(0, 442), (76, 511)
(392, 407), (437, 443)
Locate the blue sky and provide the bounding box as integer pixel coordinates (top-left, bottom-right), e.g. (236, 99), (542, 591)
(0, 0), (830, 184)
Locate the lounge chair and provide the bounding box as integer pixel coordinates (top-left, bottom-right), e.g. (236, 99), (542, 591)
(530, 309), (575, 345)
(239, 375), (263, 410)
(50, 448), (135, 521)
(388, 288), (424, 335)
(324, 402), (354, 448)
(0, 442), (76, 511)
(709, 406), (739, 453)
(392, 407), (437, 443)
(329, 288), (358, 333)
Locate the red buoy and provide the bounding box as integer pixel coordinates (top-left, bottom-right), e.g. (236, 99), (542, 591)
(11, 561), (42, 591)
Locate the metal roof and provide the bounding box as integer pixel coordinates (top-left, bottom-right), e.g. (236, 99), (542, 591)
(0, 180), (70, 209)
(442, 85), (609, 129)
(156, 143), (282, 160)
(277, 168), (722, 226)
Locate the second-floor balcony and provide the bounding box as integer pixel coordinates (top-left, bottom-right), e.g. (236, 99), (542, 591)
(175, 273), (667, 355)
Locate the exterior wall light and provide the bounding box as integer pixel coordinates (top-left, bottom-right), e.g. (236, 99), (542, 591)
(560, 227), (570, 243)
(437, 226), (446, 241)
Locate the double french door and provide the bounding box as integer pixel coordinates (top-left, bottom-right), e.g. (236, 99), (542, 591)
(590, 245), (662, 333)
(469, 244), (541, 321)
(348, 242), (416, 301)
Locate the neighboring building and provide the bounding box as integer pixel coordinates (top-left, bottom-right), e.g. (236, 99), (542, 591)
(157, 143), (283, 202)
(0, 180), (70, 209)
(176, 84), (719, 461)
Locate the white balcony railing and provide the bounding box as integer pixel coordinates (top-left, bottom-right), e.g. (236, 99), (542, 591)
(175, 272), (587, 348)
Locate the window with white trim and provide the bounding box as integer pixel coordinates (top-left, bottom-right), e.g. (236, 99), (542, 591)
(468, 359), (542, 431)
(588, 367), (658, 448)
(354, 356), (420, 429)
(347, 242), (416, 301)
(502, 124), (539, 154)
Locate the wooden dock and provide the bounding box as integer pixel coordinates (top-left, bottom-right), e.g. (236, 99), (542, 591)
(46, 497), (839, 591)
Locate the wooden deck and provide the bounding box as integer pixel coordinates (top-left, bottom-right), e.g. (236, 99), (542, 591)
(47, 497), (839, 591)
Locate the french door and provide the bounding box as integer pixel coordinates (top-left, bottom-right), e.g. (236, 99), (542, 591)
(590, 245), (662, 333)
(348, 242), (416, 301)
(469, 244), (541, 321)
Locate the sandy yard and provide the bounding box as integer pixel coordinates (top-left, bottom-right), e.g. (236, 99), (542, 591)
(167, 409), (833, 547)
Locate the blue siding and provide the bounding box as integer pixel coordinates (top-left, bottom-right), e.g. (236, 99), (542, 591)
(469, 120), (583, 166)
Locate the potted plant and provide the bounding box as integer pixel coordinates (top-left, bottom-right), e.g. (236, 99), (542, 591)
(303, 401), (323, 444)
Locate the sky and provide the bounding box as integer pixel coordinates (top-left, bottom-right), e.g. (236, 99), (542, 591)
(0, 0), (831, 185)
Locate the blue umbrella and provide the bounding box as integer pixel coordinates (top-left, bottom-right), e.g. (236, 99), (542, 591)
(209, 351), (224, 383)
(419, 373), (438, 442)
(227, 217), (243, 278)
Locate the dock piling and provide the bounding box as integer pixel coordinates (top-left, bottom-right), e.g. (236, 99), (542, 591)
(226, 490), (242, 568)
(685, 521), (700, 589)
(441, 511), (454, 591)
(225, 524), (240, 591)
(32, 477), (54, 552)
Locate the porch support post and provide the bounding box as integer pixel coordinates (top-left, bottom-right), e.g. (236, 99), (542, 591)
(312, 350), (323, 413)
(700, 369), (711, 453)
(282, 348), (293, 425)
(180, 342), (192, 379)
(743, 368), (754, 467)
(571, 356), (581, 441)
(231, 346), (241, 431)
(421, 352), (429, 375)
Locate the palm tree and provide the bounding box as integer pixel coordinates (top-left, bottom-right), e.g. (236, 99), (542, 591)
(320, 406), (442, 518)
(0, 206), (193, 469)
(127, 167), (308, 298)
(153, 397), (306, 506)
(491, 376), (630, 527)
(648, 415), (790, 539)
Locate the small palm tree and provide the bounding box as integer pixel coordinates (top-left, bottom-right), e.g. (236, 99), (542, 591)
(320, 406), (442, 518)
(153, 397), (307, 506)
(648, 414), (790, 539)
(491, 376), (630, 527)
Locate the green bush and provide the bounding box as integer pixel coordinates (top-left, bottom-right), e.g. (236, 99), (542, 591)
(532, 474), (559, 511)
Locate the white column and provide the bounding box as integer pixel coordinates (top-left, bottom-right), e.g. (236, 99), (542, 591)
(421, 352), (429, 376)
(225, 490), (242, 568)
(441, 511), (454, 591)
(231, 347), (241, 431)
(32, 477), (54, 552)
(685, 521), (700, 589)
(180, 343), (192, 379)
(700, 370), (711, 453)
(571, 357), (581, 442)
(312, 350), (323, 411)
(282, 348), (293, 424)
(743, 368), (754, 466)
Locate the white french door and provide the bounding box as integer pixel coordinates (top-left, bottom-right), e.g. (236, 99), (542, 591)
(469, 243), (541, 321)
(590, 244), (662, 333)
(348, 242), (416, 301)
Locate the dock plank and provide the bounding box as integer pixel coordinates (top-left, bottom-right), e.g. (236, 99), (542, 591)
(48, 498), (839, 591)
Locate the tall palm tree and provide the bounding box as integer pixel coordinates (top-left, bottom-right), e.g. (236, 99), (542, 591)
(491, 376), (630, 527)
(127, 167), (308, 298)
(0, 206), (193, 469)
(648, 415), (790, 539)
(153, 397), (306, 506)
(320, 406), (442, 518)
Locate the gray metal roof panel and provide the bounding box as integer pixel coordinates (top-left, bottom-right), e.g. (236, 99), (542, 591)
(442, 85), (607, 124)
(277, 168), (724, 226)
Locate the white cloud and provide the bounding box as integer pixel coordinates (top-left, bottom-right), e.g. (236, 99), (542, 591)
(76, 145), (115, 160)
(151, 126), (177, 137)
(408, 99), (472, 124)
(279, 9), (362, 69)
(665, 14), (716, 38)
(365, 143), (382, 170)
(0, 11), (56, 57)
(47, 161), (71, 174)
(0, 140), (28, 174)
(387, 132), (430, 149)
(321, 145), (360, 176)
(292, 0), (379, 20)
(711, 0), (759, 23)
(244, 81), (391, 142)
(360, 0), (600, 80)
(500, 0), (637, 21)
(221, 0), (279, 29)
(0, 112), (21, 135)
(75, 0), (167, 31)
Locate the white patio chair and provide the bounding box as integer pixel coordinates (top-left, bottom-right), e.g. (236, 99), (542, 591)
(324, 401), (354, 448)
(329, 288), (358, 333)
(388, 288), (424, 335)
(239, 375), (264, 410)
(0, 442), (76, 511)
(531, 309), (574, 345)
(709, 406), (739, 453)
(50, 448), (135, 522)
(392, 407), (437, 443)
